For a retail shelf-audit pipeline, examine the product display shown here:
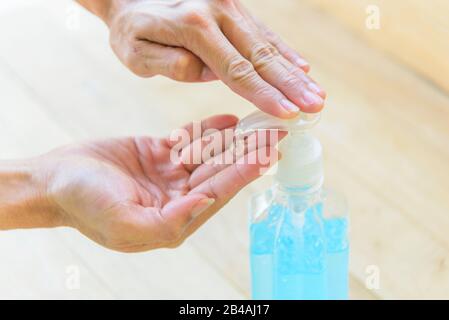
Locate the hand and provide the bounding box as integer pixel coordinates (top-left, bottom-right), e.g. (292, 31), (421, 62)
(34, 115), (281, 252)
(82, 0), (326, 118)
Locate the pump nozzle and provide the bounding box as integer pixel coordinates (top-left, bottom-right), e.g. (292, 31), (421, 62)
(235, 111), (320, 136)
(236, 110), (323, 191)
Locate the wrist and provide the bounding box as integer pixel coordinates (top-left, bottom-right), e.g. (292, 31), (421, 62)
(0, 158), (63, 230)
(76, 0), (132, 25)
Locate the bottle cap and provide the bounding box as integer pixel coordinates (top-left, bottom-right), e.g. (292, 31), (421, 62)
(235, 111), (320, 136)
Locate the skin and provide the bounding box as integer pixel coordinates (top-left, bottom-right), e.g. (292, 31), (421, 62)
(0, 115), (284, 252)
(77, 0), (326, 118)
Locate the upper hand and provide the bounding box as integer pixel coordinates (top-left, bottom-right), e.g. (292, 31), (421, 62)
(104, 0), (326, 118)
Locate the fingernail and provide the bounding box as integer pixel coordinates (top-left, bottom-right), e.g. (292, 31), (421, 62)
(191, 198), (215, 218)
(307, 82), (323, 95)
(302, 91), (323, 107)
(280, 99), (300, 114)
(295, 57), (309, 68)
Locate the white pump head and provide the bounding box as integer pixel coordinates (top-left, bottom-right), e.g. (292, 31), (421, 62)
(235, 111), (324, 191)
(276, 131), (323, 190)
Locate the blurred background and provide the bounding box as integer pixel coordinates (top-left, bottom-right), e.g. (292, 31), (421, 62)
(0, 0), (448, 299)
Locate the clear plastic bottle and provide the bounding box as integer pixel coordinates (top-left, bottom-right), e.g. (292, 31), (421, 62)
(236, 111), (349, 300)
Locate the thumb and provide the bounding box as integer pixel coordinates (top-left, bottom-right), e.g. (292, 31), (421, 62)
(132, 41), (218, 82)
(161, 194), (216, 232)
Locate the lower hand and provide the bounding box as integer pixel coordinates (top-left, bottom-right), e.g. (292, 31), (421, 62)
(28, 115), (281, 252)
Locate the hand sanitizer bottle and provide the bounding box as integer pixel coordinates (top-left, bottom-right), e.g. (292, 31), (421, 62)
(236, 111), (349, 300)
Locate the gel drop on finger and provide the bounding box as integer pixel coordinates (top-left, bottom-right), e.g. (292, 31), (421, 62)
(236, 111), (349, 300)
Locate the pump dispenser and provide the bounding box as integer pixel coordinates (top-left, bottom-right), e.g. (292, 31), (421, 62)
(237, 111), (349, 300)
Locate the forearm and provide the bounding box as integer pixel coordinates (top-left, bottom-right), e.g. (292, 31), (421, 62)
(0, 159), (60, 230)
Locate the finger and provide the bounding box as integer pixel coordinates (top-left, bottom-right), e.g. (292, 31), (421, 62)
(232, 2), (310, 72)
(220, 15), (325, 113)
(180, 126), (236, 172)
(167, 114), (239, 149)
(182, 146), (280, 237)
(189, 130), (287, 188)
(160, 194), (215, 240)
(189, 146), (280, 200)
(185, 26), (300, 118)
(116, 194), (214, 249)
(261, 28), (310, 73)
(127, 40), (218, 82)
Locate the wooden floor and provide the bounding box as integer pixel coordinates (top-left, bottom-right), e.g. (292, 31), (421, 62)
(0, 0), (448, 299)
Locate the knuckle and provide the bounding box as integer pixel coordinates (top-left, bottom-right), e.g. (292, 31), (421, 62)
(281, 75), (301, 89)
(171, 54), (191, 81)
(182, 11), (211, 30)
(251, 44), (278, 68)
(253, 85), (276, 99)
(227, 58), (255, 82)
(170, 53), (201, 81)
